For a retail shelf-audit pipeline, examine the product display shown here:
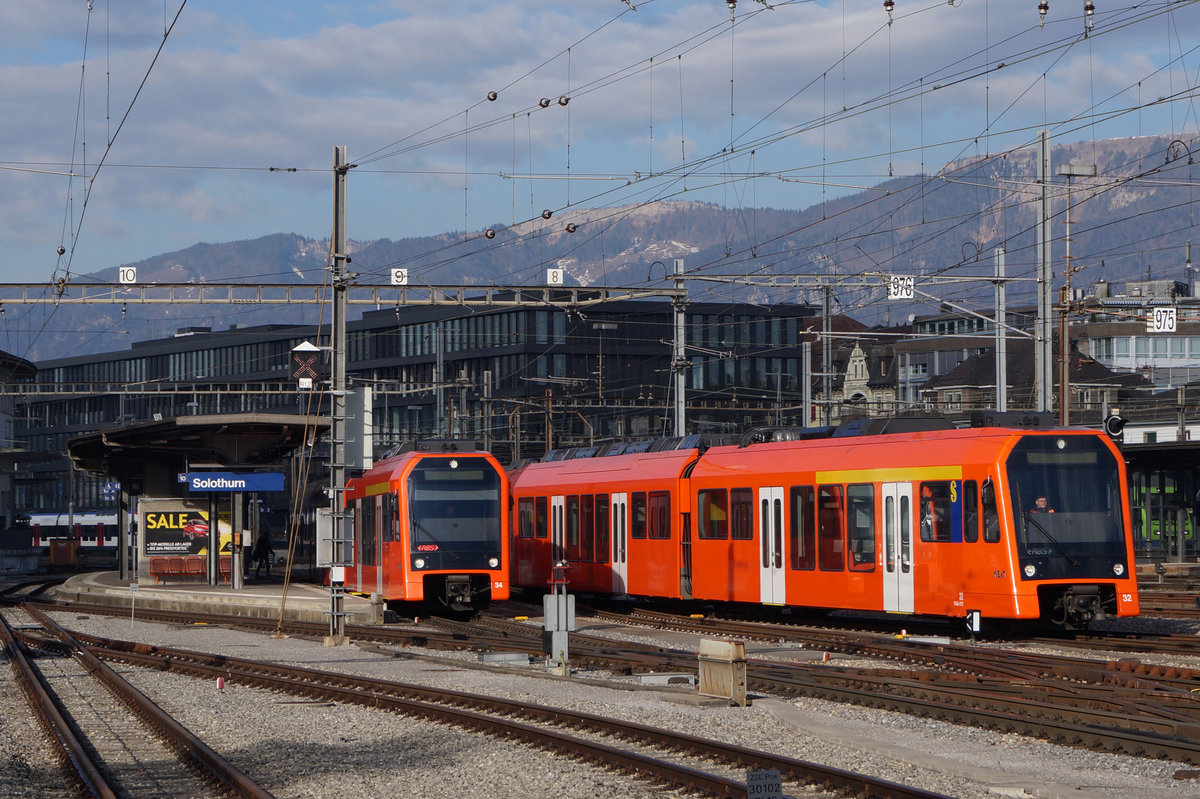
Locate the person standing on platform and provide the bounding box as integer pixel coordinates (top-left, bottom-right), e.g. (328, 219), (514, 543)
(252, 531), (274, 578)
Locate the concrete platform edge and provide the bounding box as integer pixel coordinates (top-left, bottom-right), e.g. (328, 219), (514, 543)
(51, 571), (383, 625)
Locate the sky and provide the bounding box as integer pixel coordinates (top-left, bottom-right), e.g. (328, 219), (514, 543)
(2, 0), (1199, 289)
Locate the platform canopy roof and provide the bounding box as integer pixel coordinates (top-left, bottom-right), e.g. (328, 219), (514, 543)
(68, 412), (330, 481)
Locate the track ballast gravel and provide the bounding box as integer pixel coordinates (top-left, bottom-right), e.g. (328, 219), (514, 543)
(3, 605), (1200, 799)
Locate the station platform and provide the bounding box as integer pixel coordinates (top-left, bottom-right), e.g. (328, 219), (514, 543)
(1136, 560), (1200, 580)
(49, 570), (385, 625)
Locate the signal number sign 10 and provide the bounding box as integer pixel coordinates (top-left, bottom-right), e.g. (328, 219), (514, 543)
(1147, 306), (1177, 333)
(886, 274), (914, 300)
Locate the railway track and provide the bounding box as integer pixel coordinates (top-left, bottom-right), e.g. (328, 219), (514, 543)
(1134, 589), (1200, 619)
(0, 604), (272, 799)
(562, 607), (1200, 763)
(26, 592), (1200, 773)
(15, 604), (949, 799)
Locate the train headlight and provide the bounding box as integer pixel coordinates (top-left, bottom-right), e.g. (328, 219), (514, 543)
(488, 557), (500, 568)
(414, 558), (426, 569)
(1023, 564), (1037, 578)
(1113, 563), (1125, 577)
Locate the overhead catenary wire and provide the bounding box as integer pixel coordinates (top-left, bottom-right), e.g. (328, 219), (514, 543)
(11, 0), (1200, 366)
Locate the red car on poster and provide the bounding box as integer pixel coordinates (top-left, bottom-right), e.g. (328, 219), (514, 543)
(182, 516), (209, 539)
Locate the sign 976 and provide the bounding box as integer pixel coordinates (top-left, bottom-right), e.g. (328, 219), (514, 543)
(886, 274), (914, 300)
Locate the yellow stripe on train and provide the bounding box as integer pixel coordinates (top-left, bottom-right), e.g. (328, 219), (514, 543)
(814, 465), (963, 484)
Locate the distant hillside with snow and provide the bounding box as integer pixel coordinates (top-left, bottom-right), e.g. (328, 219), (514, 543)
(11, 134), (1195, 362)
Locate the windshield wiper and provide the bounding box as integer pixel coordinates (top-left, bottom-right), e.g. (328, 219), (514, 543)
(411, 519), (460, 561)
(1023, 512), (1080, 567)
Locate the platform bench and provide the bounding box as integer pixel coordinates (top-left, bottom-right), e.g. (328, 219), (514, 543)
(148, 555), (185, 584)
(148, 555), (208, 584)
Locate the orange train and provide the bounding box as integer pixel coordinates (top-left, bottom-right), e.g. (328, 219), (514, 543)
(344, 441), (509, 612)
(510, 421), (1139, 630)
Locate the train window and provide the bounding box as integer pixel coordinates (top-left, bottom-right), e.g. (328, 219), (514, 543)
(817, 485), (845, 571)
(789, 486), (815, 570)
(884, 495), (895, 572)
(919, 482), (953, 542)
(632, 492), (647, 539)
(535, 496), (548, 539)
(697, 489), (729, 540)
(981, 479), (1000, 543)
(518, 497), (535, 539)
(759, 493), (784, 568)
(566, 496), (581, 560)
(774, 497), (783, 568)
(963, 480), (979, 543)
(595, 495), (610, 564)
(731, 488), (753, 540)
(360, 498), (378, 566)
(649, 491), (671, 539)
(900, 494), (911, 573)
(846, 484), (875, 572)
(382, 492), (398, 543)
(581, 495), (595, 563)
(760, 497), (770, 568)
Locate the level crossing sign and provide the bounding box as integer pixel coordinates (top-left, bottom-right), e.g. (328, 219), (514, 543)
(292, 341), (320, 389)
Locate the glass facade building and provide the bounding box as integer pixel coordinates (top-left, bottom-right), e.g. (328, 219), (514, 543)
(13, 301), (820, 517)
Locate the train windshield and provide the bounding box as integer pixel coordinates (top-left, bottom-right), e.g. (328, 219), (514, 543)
(407, 457), (503, 555)
(1005, 434), (1127, 575)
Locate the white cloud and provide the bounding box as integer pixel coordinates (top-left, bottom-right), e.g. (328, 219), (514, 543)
(1, 1), (1197, 280)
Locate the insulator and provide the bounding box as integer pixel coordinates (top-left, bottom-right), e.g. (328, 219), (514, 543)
(487, 91), (498, 101)
(539, 98), (551, 108)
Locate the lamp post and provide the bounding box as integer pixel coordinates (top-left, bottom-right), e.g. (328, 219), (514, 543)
(1057, 163), (1096, 426)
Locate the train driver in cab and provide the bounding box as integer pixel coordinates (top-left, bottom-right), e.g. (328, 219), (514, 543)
(1029, 495), (1055, 514)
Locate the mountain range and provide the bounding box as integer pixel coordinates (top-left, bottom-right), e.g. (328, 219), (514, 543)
(12, 134), (1197, 363)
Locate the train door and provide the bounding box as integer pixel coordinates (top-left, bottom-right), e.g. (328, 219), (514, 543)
(758, 486), (785, 605)
(378, 491), (396, 596)
(882, 482), (914, 613)
(611, 492), (628, 593)
(355, 495), (382, 595)
(550, 496), (566, 565)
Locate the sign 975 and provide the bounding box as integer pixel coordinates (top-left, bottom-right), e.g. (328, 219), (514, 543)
(1147, 306), (1177, 333)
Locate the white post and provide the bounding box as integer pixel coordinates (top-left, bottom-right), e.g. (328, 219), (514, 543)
(995, 247), (1007, 412)
(672, 258), (687, 436)
(1036, 131), (1054, 412)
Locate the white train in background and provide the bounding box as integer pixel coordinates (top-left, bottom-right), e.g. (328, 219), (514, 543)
(22, 512), (120, 565)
